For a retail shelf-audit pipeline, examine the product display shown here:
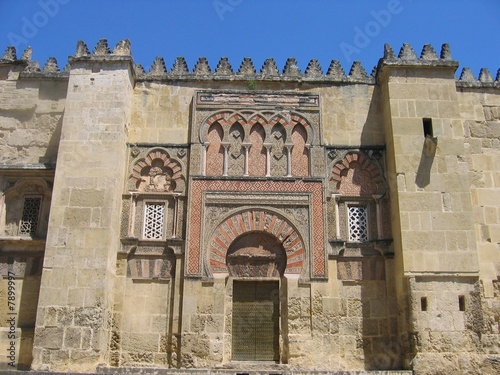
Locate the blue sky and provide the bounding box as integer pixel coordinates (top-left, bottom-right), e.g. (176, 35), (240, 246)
(1, 0), (499, 78)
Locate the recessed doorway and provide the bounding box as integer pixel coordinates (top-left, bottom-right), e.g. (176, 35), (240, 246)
(232, 280), (279, 361)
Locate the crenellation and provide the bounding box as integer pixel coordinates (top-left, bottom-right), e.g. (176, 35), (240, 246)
(440, 43), (452, 60)
(43, 57), (60, 73)
(348, 60), (368, 80)
(1, 46), (17, 61)
(133, 63), (146, 77)
(93, 38), (111, 55)
(479, 68), (494, 83)
(420, 44), (439, 60)
(171, 56), (189, 75)
(112, 39), (131, 56)
(20, 46), (32, 62)
(457, 67), (500, 88)
(304, 58), (323, 78)
(148, 56), (168, 77)
(215, 57), (233, 75)
(260, 57), (279, 76)
(237, 57), (256, 76)
(459, 67), (478, 83)
(75, 40), (90, 58)
(398, 43), (418, 60)
(194, 56), (211, 75)
(326, 59), (345, 78)
(283, 57), (301, 76)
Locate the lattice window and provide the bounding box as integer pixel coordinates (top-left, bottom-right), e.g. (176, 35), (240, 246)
(348, 206), (368, 242)
(143, 203), (165, 240)
(19, 197), (42, 235)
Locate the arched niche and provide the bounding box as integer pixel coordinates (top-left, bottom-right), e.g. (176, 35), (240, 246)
(206, 122), (224, 176)
(330, 151), (386, 196)
(129, 149), (186, 193)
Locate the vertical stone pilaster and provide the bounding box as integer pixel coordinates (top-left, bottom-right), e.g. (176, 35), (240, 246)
(32, 42), (133, 372)
(378, 47), (482, 373)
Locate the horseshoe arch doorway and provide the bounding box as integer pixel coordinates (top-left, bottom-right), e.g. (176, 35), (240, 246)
(228, 231), (285, 362)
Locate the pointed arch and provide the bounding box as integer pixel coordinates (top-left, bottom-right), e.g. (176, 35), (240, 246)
(206, 122), (224, 176)
(248, 123), (266, 176)
(291, 125), (309, 177)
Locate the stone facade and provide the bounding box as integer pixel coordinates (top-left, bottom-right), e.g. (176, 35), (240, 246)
(0, 39), (498, 374)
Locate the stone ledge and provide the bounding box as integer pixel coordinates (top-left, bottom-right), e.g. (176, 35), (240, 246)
(0, 371), (416, 375)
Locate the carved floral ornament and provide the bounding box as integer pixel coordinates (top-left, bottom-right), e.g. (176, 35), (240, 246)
(129, 149), (186, 193)
(199, 110), (314, 145)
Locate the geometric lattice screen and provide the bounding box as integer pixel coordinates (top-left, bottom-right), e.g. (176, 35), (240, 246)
(19, 197), (42, 235)
(143, 203), (165, 240)
(348, 205), (368, 242)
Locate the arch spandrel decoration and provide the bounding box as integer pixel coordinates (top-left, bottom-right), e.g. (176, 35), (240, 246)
(329, 151), (386, 196)
(129, 148), (186, 193)
(206, 209), (306, 278)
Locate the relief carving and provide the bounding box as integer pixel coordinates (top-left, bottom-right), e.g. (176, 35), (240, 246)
(144, 167), (174, 192)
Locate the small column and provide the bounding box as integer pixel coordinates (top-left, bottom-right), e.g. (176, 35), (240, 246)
(373, 194), (383, 239)
(172, 194), (180, 238)
(285, 144), (293, 177)
(243, 143), (251, 176)
(306, 144), (312, 177)
(264, 144), (272, 177)
(202, 143), (207, 176)
(222, 143), (230, 176)
(128, 193), (137, 237)
(332, 193), (341, 239)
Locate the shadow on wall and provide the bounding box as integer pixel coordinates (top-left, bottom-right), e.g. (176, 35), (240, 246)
(40, 113), (63, 167)
(415, 135), (438, 188)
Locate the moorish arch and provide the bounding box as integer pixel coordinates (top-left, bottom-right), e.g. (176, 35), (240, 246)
(206, 209), (306, 278)
(199, 110), (315, 177)
(330, 151), (386, 196)
(199, 110), (314, 146)
(129, 148), (186, 193)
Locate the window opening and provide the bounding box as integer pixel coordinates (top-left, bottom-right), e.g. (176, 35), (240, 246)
(143, 202), (165, 240)
(19, 197), (42, 235)
(458, 295), (465, 311)
(423, 118), (433, 137)
(348, 205), (368, 242)
(421, 297), (428, 311)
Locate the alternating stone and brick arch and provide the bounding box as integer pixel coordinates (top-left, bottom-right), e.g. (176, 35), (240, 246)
(129, 148), (186, 193)
(329, 150), (386, 196)
(207, 209), (305, 278)
(200, 110), (313, 177)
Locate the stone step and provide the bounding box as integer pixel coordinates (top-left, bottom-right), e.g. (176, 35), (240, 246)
(0, 369), (413, 375)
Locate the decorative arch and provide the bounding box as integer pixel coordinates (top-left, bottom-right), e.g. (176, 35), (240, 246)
(130, 148), (185, 193)
(330, 151), (385, 196)
(206, 122), (224, 176)
(199, 110), (315, 177)
(290, 112), (314, 145)
(291, 125), (309, 177)
(199, 110), (232, 143)
(207, 209), (305, 277)
(248, 123), (266, 176)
